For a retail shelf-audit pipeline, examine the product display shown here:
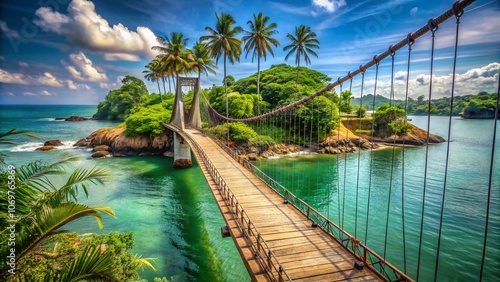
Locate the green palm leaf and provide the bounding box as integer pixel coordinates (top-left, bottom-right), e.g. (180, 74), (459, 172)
(17, 203), (115, 261)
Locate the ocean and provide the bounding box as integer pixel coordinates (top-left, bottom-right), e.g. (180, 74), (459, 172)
(0, 105), (498, 281)
(0, 104), (249, 281)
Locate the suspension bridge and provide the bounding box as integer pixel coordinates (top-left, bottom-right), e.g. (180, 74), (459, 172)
(164, 0), (498, 281)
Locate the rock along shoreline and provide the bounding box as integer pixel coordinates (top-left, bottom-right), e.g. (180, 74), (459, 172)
(62, 119), (445, 160)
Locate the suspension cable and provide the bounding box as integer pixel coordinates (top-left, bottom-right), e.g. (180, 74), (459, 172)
(383, 50), (398, 262)
(207, 0), (476, 123)
(337, 82), (343, 237)
(365, 59), (380, 245)
(479, 71), (499, 282)
(434, 5), (464, 281)
(401, 32), (415, 274)
(341, 76), (353, 240)
(355, 69), (365, 238)
(416, 20), (439, 282)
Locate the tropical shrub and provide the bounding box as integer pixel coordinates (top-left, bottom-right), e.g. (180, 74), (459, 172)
(373, 104), (409, 136)
(94, 76), (149, 121)
(124, 104), (172, 137)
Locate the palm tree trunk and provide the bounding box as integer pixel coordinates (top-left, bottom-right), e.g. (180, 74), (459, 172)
(157, 79), (163, 102)
(162, 74), (167, 95)
(296, 59), (300, 91)
(224, 54), (229, 143)
(257, 56), (261, 115)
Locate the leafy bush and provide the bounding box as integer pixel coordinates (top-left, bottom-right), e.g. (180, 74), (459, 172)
(206, 122), (273, 144)
(356, 106), (367, 117)
(94, 75), (149, 121)
(124, 104), (172, 137)
(373, 103), (409, 136)
(249, 135), (275, 146)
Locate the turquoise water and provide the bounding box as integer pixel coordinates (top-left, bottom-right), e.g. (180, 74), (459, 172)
(255, 115), (500, 281)
(0, 105), (250, 281)
(2, 105), (499, 281)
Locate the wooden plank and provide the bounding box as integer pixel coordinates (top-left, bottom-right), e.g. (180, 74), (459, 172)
(181, 128), (384, 282)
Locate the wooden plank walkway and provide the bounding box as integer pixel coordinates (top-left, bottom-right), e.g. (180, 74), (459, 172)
(176, 127), (384, 281)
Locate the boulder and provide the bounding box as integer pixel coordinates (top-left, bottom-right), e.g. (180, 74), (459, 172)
(74, 138), (90, 147)
(44, 140), (63, 146)
(81, 127), (171, 157)
(36, 146), (55, 151)
(93, 145), (110, 152)
(92, 151), (110, 159)
(65, 116), (89, 121)
(55, 117), (65, 121)
(173, 159), (192, 169)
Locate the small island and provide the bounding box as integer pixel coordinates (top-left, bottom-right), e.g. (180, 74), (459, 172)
(76, 65), (446, 160)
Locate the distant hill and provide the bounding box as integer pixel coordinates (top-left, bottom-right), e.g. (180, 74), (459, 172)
(351, 92), (497, 117)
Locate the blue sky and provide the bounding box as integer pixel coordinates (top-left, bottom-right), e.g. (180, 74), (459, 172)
(0, 0), (499, 105)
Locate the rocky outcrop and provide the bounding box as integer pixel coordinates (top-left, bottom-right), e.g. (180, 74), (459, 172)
(173, 159), (192, 169)
(74, 127), (170, 158)
(92, 151), (111, 159)
(317, 137), (380, 154)
(235, 143), (301, 160)
(55, 116), (92, 121)
(341, 119), (445, 146)
(65, 116), (89, 121)
(44, 140), (63, 146)
(36, 146), (55, 151)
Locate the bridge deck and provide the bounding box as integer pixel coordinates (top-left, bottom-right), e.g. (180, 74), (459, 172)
(181, 127), (383, 281)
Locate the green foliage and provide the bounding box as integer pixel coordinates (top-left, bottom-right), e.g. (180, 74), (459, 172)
(16, 232), (152, 282)
(94, 75), (149, 121)
(290, 96), (339, 141)
(206, 122), (275, 145)
(356, 106), (367, 117)
(352, 92), (497, 117)
(211, 92), (265, 118)
(230, 64), (331, 108)
(124, 104), (172, 137)
(339, 90), (354, 113)
(373, 104), (409, 137)
(462, 94), (498, 118)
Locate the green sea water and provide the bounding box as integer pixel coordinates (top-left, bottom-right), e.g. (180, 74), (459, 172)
(1, 105), (498, 281)
(255, 115), (500, 281)
(0, 105), (250, 281)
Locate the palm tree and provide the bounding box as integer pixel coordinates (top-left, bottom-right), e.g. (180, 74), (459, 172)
(283, 25), (320, 90)
(143, 59), (163, 99)
(0, 157), (117, 280)
(201, 12), (243, 127)
(242, 12), (279, 114)
(190, 41), (217, 83)
(152, 32), (191, 94)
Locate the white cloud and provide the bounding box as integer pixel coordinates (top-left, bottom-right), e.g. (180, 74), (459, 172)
(65, 51), (107, 82)
(33, 0), (158, 61)
(103, 53), (141, 62)
(24, 92), (36, 96)
(361, 62), (500, 99)
(410, 7), (418, 16)
(0, 69), (64, 87)
(0, 20), (19, 38)
(99, 76), (124, 89)
(7, 92), (14, 96)
(312, 0), (346, 13)
(40, 90), (54, 96)
(19, 62), (29, 67)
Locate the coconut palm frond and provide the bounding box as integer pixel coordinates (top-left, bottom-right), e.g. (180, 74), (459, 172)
(16, 203), (115, 262)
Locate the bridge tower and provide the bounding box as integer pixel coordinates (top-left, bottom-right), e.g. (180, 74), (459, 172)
(169, 77), (200, 168)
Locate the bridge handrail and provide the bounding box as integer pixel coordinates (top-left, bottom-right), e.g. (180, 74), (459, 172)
(206, 133), (415, 282)
(171, 126), (293, 281)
